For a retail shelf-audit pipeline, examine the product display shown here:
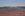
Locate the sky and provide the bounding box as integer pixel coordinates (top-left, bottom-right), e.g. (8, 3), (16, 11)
(0, 0), (25, 7)
(0, 0), (25, 3)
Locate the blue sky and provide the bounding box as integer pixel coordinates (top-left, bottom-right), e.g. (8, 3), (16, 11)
(0, 0), (25, 3)
(0, 0), (25, 7)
